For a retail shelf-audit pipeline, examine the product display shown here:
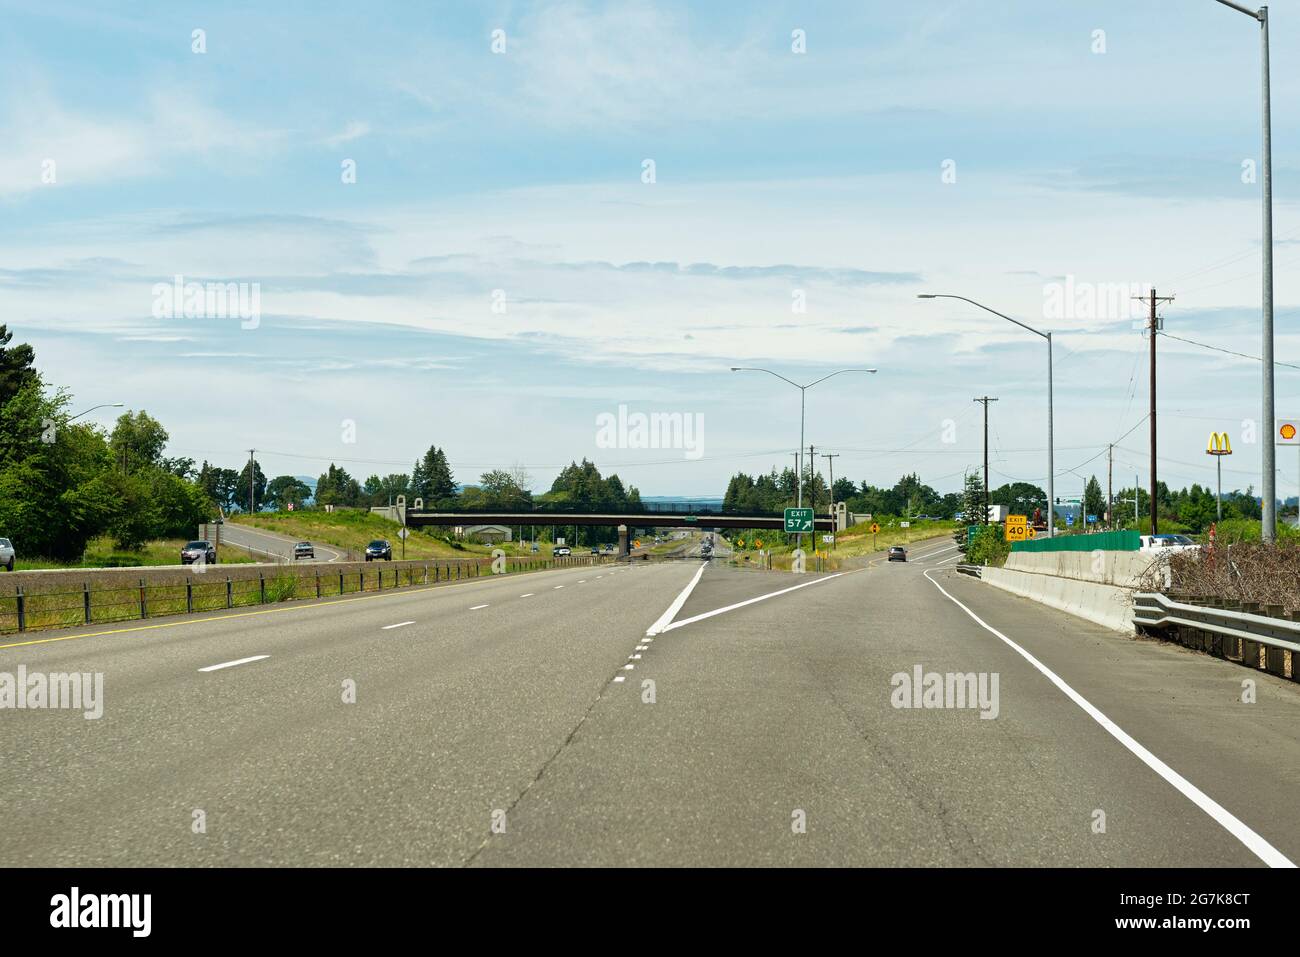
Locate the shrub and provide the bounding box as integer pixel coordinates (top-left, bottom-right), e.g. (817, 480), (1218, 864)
(264, 575), (298, 603)
(1143, 540), (1300, 612)
(966, 525), (1010, 567)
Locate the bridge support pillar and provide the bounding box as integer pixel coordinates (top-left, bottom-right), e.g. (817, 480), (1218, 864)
(618, 525), (629, 557)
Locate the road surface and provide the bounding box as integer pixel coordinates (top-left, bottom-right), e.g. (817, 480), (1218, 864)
(2, 544), (1297, 867)
(218, 521), (345, 563)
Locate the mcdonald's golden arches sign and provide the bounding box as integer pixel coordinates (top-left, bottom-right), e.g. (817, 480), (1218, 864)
(1206, 432), (1232, 456)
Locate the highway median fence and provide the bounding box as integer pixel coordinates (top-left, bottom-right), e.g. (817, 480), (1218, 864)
(0, 555), (617, 635)
(1011, 530), (1140, 553)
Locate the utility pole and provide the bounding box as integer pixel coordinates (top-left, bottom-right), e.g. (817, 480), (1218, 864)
(822, 452), (840, 549)
(1107, 444), (1113, 529)
(248, 449), (256, 515)
(1136, 289), (1174, 537)
(974, 397), (998, 524)
(808, 444), (816, 511)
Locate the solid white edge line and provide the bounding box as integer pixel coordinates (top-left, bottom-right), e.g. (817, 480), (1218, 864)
(382, 621), (416, 629)
(921, 567), (1295, 869)
(645, 561), (708, 636)
(661, 573), (844, 634)
(198, 654), (269, 673)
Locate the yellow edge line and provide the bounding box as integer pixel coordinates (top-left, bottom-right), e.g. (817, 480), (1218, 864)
(0, 569), (566, 652)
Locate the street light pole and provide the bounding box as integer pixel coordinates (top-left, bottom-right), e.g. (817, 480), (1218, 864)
(730, 367), (877, 550)
(1214, 0), (1275, 541)
(67, 402), (125, 422)
(918, 294), (1055, 537)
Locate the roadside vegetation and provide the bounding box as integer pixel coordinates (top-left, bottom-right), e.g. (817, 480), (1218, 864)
(13, 536), (261, 570)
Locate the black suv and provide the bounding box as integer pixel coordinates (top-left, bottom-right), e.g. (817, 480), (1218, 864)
(181, 540), (217, 565)
(365, 540), (392, 561)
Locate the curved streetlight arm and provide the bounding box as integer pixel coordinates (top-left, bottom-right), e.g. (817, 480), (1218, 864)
(67, 402), (125, 422)
(731, 366), (877, 390)
(805, 368), (877, 389)
(730, 367), (804, 390)
(916, 294), (1047, 340)
(1215, 0), (1264, 21)
(918, 293), (1055, 537)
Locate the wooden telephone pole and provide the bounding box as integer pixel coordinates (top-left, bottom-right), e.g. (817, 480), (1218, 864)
(822, 452), (840, 549)
(1107, 444), (1114, 529)
(1136, 289), (1175, 536)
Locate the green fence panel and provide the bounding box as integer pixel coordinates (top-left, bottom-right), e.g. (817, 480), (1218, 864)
(1011, 530), (1140, 552)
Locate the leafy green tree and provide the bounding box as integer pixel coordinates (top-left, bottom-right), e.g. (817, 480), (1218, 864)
(109, 410), (168, 474)
(967, 524), (1011, 566)
(0, 378), (114, 559)
(161, 456), (197, 480)
(990, 481), (1047, 515)
(961, 471), (986, 525)
(0, 324), (37, 407)
(235, 458), (267, 513)
(831, 477), (857, 503)
(1084, 476), (1105, 526)
(410, 445), (456, 504)
(315, 464), (362, 506)
(266, 475), (311, 510)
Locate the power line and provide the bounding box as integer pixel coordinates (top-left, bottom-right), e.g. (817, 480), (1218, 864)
(1158, 330), (1300, 371)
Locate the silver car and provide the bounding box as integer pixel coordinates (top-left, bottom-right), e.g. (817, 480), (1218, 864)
(0, 537), (13, 572)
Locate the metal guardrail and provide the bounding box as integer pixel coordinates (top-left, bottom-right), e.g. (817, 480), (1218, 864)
(955, 564), (982, 578)
(1133, 592), (1300, 654)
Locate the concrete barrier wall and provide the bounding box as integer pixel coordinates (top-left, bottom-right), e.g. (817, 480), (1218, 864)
(1002, 549), (1159, 588)
(981, 565), (1136, 633)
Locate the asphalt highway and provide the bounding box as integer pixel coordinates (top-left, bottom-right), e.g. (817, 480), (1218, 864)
(2, 543), (1297, 867)
(219, 522), (345, 563)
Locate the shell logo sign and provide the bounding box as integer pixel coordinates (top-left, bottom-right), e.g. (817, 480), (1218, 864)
(1278, 420), (1300, 445)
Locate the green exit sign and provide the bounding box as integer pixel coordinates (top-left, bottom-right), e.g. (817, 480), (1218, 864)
(683, 515), (697, 523)
(784, 507), (814, 533)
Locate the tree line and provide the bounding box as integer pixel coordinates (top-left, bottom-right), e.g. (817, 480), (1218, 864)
(0, 326), (210, 559)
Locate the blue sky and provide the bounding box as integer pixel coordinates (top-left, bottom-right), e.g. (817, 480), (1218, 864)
(3, 0), (1299, 499)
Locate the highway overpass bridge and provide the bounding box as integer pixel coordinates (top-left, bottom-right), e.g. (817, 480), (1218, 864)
(404, 510), (835, 532)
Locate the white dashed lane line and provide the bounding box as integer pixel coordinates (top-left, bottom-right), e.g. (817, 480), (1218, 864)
(470, 604), (489, 610)
(382, 621), (415, 630)
(520, 593), (534, 599)
(198, 655), (269, 673)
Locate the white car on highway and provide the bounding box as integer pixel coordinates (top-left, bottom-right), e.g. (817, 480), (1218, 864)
(0, 537), (13, 571)
(1139, 533), (1200, 554)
